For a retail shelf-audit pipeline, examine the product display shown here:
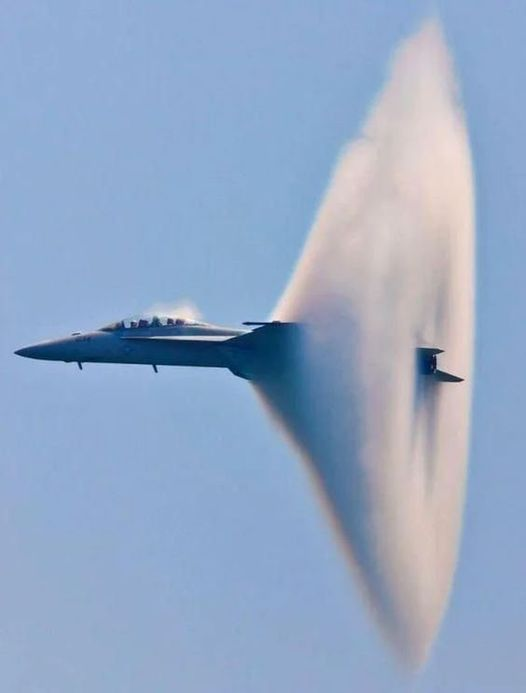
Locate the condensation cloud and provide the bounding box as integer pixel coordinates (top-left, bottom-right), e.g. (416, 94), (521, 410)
(255, 21), (475, 666)
(144, 300), (202, 321)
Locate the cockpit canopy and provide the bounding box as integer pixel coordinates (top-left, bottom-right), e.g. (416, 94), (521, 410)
(99, 315), (204, 332)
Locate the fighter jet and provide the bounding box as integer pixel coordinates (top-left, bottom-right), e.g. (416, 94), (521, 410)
(15, 314), (463, 383)
(14, 315), (298, 381)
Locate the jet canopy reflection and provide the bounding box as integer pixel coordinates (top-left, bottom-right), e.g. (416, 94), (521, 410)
(99, 315), (205, 331)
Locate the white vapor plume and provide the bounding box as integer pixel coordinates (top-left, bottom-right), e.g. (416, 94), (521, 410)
(255, 21), (474, 666)
(144, 300), (202, 321)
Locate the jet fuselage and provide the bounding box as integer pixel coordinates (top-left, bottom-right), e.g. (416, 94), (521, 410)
(15, 317), (297, 381)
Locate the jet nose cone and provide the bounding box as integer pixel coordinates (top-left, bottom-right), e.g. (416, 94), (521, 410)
(15, 345), (37, 358)
(14, 339), (72, 361)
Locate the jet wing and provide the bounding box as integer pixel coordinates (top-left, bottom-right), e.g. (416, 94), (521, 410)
(242, 320), (294, 326)
(120, 335), (232, 342)
(229, 321), (298, 348)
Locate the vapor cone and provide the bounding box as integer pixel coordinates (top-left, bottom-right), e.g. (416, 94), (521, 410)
(255, 21), (474, 666)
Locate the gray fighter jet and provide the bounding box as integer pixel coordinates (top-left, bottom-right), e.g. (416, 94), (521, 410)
(15, 314), (463, 383)
(14, 315), (298, 381)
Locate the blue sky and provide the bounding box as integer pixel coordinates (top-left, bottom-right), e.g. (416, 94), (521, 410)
(2, 2), (525, 691)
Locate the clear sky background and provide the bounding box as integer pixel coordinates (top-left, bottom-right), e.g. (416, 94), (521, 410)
(2, 2), (525, 691)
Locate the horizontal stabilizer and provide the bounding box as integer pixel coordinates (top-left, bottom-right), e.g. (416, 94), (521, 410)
(434, 370), (464, 383)
(416, 346), (464, 383)
(417, 347), (444, 356)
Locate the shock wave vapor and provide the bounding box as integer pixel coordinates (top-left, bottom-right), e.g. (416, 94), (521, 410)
(16, 20), (474, 667)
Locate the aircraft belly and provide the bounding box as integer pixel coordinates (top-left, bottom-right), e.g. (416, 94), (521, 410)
(83, 339), (227, 368)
